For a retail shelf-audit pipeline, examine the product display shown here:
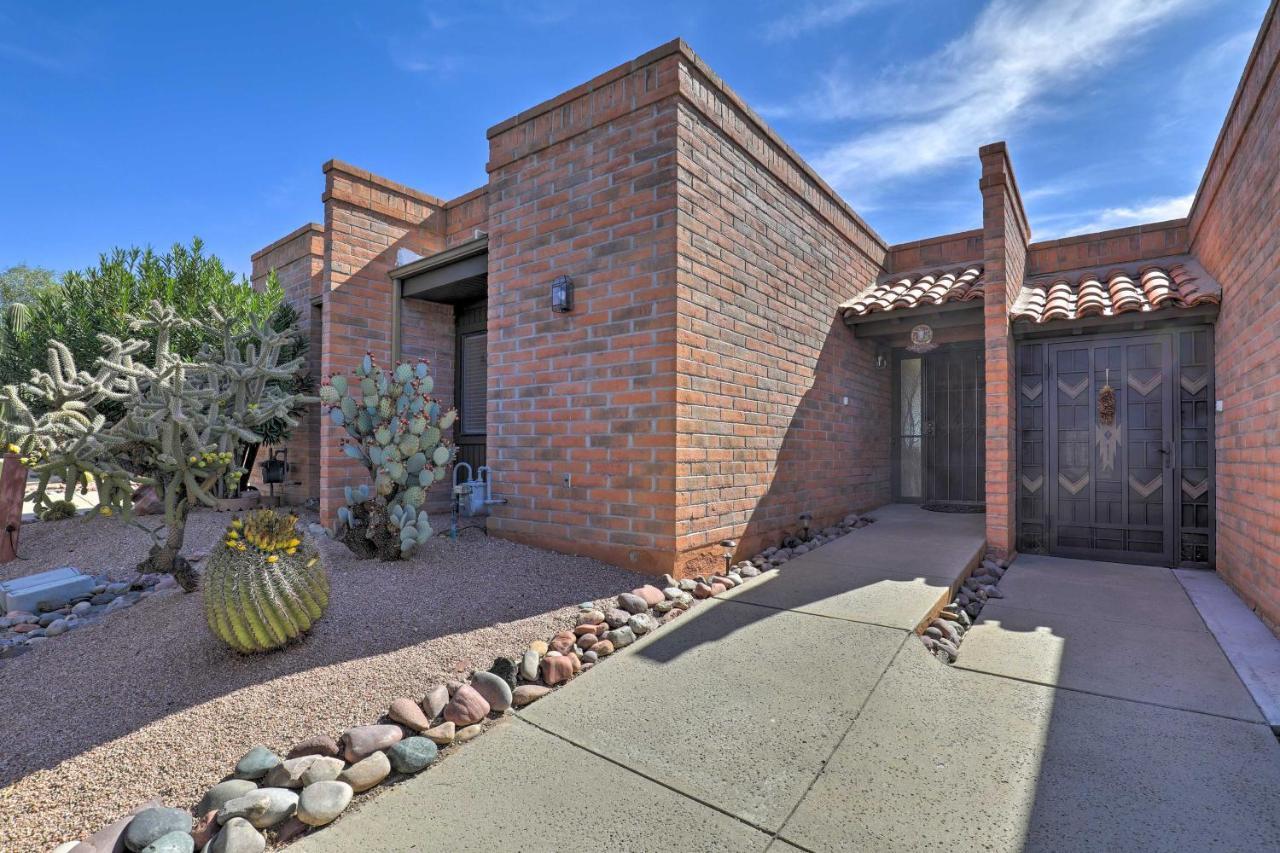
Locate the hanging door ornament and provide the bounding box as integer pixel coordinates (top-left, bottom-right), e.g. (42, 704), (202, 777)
(907, 323), (937, 354)
(1095, 367), (1121, 473)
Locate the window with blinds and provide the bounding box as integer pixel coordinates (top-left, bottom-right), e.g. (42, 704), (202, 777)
(459, 332), (487, 435)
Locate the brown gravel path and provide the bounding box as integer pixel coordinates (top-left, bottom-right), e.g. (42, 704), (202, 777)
(0, 510), (650, 851)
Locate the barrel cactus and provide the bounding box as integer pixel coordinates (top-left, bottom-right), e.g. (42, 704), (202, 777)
(318, 354), (457, 560)
(204, 509), (329, 653)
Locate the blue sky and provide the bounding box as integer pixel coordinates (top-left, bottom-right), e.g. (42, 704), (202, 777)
(0, 0), (1267, 278)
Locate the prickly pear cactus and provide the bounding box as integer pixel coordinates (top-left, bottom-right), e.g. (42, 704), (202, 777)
(319, 354), (457, 559)
(204, 510), (329, 653)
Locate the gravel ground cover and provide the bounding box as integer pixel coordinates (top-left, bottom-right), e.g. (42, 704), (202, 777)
(0, 509), (650, 851)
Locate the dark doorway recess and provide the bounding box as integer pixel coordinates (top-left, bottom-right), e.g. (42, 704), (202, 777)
(892, 343), (986, 507)
(454, 299), (487, 472)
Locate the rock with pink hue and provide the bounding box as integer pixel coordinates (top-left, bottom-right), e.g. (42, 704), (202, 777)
(632, 585), (665, 607)
(710, 582), (727, 595)
(421, 684), (450, 720)
(577, 633), (598, 650)
(591, 639), (615, 657)
(389, 697), (431, 731)
(693, 582), (714, 599)
(576, 610), (605, 626)
(540, 654), (577, 686)
(424, 722), (455, 745)
(550, 631), (577, 655)
(191, 809), (220, 848)
(287, 734), (339, 760)
(443, 684), (490, 726)
(340, 724), (403, 763)
(574, 623), (603, 637)
(512, 685), (552, 707)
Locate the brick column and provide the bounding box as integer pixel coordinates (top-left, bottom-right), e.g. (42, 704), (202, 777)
(318, 161), (446, 525)
(979, 142), (1029, 558)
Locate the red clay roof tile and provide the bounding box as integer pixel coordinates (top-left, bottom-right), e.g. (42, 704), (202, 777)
(1010, 257), (1220, 324)
(840, 265), (984, 318)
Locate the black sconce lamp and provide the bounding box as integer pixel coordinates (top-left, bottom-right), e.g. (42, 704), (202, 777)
(720, 539), (737, 575)
(875, 346), (889, 369)
(551, 275), (574, 313)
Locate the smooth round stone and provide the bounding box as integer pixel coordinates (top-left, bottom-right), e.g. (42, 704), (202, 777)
(51, 843), (82, 853)
(590, 640), (614, 657)
(297, 780), (353, 827)
(217, 787), (298, 829)
(387, 736), (438, 774)
(581, 649), (599, 663)
(443, 684), (490, 726)
(603, 608), (630, 628)
(124, 806), (192, 851)
(341, 724), (403, 763)
(654, 600), (674, 613)
(528, 640), (549, 655)
(469, 670), (513, 711)
(300, 756), (345, 786)
(140, 830), (194, 853)
(265, 755), (326, 789)
(233, 746), (280, 781)
(197, 780), (258, 816)
(662, 586), (682, 601)
(424, 721), (455, 745)
(338, 750), (390, 793)
(631, 585), (665, 607)
(519, 650), (540, 681)
(287, 734), (340, 760)
(388, 696), (431, 731)
(576, 610), (605, 626)
(616, 593), (648, 614)
(511, 684), (551, 707)
(206, 816), (265, 853)
(455, 724), (482, 742)
(421, 684), (450, 720)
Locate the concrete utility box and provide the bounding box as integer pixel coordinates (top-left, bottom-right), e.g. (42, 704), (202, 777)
(0, 567), (94, 613)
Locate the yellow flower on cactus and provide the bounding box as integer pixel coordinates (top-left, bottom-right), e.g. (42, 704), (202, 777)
(285, 547), (297, 555)
(230, 518), (243, 529)
(6, 443), (18, 454)
(266, 554), (278, 564)
(306, 558), (318, 568)
(226, 530), (239, 540)
(287, 538), (300, 549)
(99, 506), (113, 517)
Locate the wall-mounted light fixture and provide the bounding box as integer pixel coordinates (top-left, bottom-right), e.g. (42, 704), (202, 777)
(798, 512), (813, 541)
(875, 346), (889, 369)
(551, 275), (574, 313)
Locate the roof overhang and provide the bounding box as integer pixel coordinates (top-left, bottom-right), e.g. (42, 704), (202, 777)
(392, 235), (488, 304)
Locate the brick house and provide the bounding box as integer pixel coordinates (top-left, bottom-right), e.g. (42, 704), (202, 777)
(253, 7), (1280, 630)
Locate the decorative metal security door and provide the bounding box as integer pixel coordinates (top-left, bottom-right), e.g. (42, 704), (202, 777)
(1044, 335), (1175, 563)
(923, 346), (984, 505)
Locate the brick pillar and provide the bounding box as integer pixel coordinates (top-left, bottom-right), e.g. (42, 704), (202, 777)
(979, 142), (1029, 558)
(318, 161), (446, 525)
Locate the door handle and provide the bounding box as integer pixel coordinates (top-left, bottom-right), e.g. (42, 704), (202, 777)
(1158, 443), (1171, 468)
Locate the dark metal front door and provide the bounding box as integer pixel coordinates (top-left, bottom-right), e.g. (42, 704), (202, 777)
(1045, 334), (1175, 563)
(923, 346), (985, 504)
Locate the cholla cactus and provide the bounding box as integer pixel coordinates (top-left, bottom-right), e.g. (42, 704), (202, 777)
(0, 301), (313, 587)
(204, 509), (329, 653)
(319, 354), (457, 559)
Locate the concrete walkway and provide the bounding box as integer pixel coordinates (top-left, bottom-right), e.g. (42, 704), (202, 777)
(294, 508), (1280, 852)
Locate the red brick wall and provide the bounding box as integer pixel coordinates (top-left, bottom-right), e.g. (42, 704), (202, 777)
(251, 222), (324, 504)
(672, 54), (890, 573)
(980, 143), (1029, 558)
(1189, 0), (1280, 632)
(1026, 220), (1188, 275)
(318, 161), (447, 525)
(888, 230), (983, 273)
(444, 187), (489, 248)
(483, 48), (684, 575)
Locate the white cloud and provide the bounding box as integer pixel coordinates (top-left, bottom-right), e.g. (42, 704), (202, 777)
(764, 1), (882, 41)
(1044, 193), (1195, 237)
(805, 0), (1203, 201)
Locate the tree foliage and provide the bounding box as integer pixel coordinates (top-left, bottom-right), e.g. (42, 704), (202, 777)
(0, 301), (314, 587)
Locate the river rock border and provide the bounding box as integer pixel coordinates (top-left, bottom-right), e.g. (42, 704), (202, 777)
(1, 574), (179, 661)
(919, 551), (1009, 664)
(48, 512), (877, 852)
